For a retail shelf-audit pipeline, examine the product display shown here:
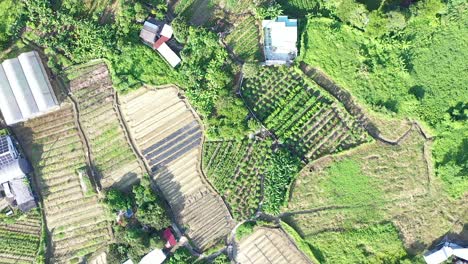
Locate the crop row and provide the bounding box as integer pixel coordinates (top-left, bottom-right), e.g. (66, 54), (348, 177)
(0, 210), (42, 262)
(71, 64), (142, 189)
(225, 15), (262, 61)
(242, 66), (370, 160)
(203, 139), (271, 219)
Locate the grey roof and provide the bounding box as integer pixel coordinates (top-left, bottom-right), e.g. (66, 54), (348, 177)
(10, 178), (36, 212)
(0, 51), (58, 125)
(0, 135), (31, 184)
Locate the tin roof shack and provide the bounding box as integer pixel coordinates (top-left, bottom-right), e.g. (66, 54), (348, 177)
(0, 51), (58, 125)
(424, 242), (468, 264)
(140, 20), (181, 68)
(0, 134), (35, 212)
(262, 16), (298, 65)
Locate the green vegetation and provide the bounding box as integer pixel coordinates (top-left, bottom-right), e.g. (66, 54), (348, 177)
(320, 159), (384, 207)
(280, 221), (320, 263)
(0, 0), (24, 48)
(242, 66), (369, 159)
(165, 247), (198, 264)
(307, 223), (418, 264)
(203, 139), (270, 219)
(0, 209), (43, 263)
(262, 149), (301, 215)
(224, 15), (262, 61)
(105, 176), (170, 262)
(236, 222), (256, 240)
(299, 0), (468, 197)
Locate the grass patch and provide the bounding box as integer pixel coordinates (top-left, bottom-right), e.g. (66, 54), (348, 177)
(281, 221), (320, 263)
(236, 222), (256, 241)
(306, 223), (420, 264)
(320, 159), (384, 207)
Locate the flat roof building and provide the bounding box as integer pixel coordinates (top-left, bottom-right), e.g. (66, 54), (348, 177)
(262, 16), (298, 65)
(0, 51), (58, 125)
(0, 135), (35, 212)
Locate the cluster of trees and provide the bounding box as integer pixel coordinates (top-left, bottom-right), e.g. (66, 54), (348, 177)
(0, 0), (24, 49)
(105, 176), (170, 262)
(18, 0), (253, 140)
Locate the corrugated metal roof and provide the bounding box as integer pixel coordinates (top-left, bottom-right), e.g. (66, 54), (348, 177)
(157, 43), (181, 68)
(160, 24), (173, 39)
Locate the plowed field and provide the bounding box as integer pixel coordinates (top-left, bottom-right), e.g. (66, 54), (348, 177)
(69, 63), (143, 190)
(13, 105), (112, 263)
(120, 87), (235, 250)
(235, 227), (311, 264)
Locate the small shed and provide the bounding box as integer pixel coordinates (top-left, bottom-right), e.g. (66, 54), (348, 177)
(424, 242), (468, 264)
(139, 20), (181, 68)
(163, 227), (177, 248)
(139, 248), (166, 264)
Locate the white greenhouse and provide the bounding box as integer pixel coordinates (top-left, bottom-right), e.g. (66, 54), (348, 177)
(0, 51), (58, 125)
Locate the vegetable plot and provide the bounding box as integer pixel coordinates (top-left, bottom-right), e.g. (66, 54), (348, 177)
(0, 210), (42, 263)
(203, 139), (270, 219)
(69, 63), (143, 190)
(241, 66), (370, 160)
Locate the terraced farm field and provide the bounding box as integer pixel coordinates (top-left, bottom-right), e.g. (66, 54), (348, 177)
(203, 139), (270, 219)
(242, 66), (369, 160)
(13, 105), (112, 263)
(69, 63), (142, 190)
(225, 14), (262, 61)
(0, 210), (43, 263)
(235, 227), (311, 264)
(120, 87), (234, 250)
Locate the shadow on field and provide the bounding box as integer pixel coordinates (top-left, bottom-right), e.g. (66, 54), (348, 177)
(109, 171), (140, 192)
(426, 223), (468, 250)
(150, 166), (187, 231)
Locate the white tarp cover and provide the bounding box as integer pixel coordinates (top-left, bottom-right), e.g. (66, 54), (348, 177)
(453, 247), (468, 260)
(139, 249), (166, 264)
(18, 52), (57, 112)
(2, 58), (39, 118)
(0, 51), (58, 125)
(157, 42), (181, 68)
(0, 66), (23, 124)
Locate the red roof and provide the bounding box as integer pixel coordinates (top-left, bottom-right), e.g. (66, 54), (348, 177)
(153, 36), (170, 49)
(163, 228), (177, 247)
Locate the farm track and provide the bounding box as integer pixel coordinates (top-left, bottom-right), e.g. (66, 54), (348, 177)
(234, 227), (311, 264)
(120, 87), (235, 251)
(12, 104), (112, 264)
(70, 64), (143, 190)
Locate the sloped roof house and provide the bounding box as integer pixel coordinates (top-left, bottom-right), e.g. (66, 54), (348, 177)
(0, 51), (58, 125)
(140, 20), (181, 68)
(262, 16), (298, 65)
(0, 135), (35, 212)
